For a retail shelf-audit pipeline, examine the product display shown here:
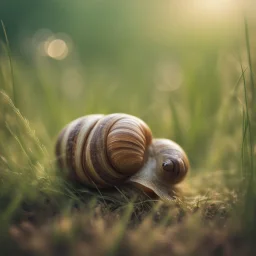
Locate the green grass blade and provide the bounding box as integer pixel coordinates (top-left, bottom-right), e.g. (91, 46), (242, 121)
(1, 21), (16, 106)
(241, 65), (253, 181)
(244, 17), (255, 108)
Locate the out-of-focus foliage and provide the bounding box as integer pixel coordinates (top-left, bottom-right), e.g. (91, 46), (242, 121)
(1, 0), (254, 169)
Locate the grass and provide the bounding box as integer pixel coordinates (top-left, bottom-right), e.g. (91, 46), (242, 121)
(0, 15), (255, 256)
(240, 18), (256, 239)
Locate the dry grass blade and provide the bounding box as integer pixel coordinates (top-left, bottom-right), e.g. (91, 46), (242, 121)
(0, 90), (48, 157)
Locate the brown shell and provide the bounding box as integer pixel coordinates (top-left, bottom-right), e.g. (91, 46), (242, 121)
(107, 116), (152, 175)
(55, 114), (152, 188)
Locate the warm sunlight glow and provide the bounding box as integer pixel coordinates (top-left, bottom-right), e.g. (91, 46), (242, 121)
(171, 0), (243, 36)
(190, 0), (243, 22)
(195, 0), (233, 14)
(46, 39), (69, 60)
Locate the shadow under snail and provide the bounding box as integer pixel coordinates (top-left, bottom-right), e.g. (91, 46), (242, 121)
(55, 113), (189, 201)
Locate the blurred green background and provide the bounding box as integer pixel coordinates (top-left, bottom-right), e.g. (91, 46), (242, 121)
(0, 0), (255, 173)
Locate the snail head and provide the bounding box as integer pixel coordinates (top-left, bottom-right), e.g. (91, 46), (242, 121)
(129, 138), (189, 201)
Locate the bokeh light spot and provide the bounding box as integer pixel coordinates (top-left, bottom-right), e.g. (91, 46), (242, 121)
(46, 39), (69, 60)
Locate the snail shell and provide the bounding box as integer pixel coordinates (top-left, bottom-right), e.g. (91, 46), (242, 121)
(55, 113), (189, 201)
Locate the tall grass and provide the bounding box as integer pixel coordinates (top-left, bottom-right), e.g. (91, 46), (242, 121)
(241, 18), (256, 238)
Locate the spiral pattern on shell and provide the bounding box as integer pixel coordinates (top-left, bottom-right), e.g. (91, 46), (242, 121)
(55, 114), (152, 188)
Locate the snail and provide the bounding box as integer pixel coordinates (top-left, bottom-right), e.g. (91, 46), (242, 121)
(55, 113), (189, 201)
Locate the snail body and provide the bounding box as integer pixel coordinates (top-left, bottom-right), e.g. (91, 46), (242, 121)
(55, 113), (189, 201)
